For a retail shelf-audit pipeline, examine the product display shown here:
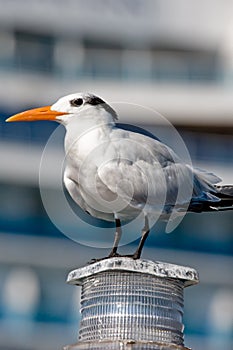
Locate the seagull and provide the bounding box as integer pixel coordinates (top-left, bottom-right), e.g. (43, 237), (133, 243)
(6, 93), (233, 259)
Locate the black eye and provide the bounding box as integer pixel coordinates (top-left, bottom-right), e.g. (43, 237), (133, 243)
(70, 98), (83, 107)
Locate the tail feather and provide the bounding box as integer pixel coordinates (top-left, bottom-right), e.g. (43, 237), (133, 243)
(189, 185), (233, 213)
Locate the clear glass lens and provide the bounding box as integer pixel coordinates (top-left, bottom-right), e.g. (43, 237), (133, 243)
(78, 272), (184, 346)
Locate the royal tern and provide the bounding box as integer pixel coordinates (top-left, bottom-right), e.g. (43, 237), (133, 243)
(6, 93), (233, 259)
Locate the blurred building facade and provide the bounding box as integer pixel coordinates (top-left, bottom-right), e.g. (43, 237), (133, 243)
(0, 1), (232, 350)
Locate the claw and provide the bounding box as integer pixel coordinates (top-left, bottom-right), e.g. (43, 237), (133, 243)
(87, 252), (140, 265)
(87, 254), (121, 265)
(108, 251), (121, 258)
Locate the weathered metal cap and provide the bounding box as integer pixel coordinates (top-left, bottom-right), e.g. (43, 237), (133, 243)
(67, 257), (199, 287)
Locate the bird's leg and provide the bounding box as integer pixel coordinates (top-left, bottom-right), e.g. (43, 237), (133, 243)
(132, 216), (150, 259)
(88, 219), (122, 264)
(108, 218), (122, 257)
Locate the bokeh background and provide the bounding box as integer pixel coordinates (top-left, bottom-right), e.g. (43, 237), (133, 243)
(0, 0), (232, 349)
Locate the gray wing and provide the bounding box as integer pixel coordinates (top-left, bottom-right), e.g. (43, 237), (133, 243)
(98, 131), (187, 210)
(98, 129), (221, 212)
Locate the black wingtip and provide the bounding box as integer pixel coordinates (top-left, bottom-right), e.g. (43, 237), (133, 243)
(189, 185), (233, 213)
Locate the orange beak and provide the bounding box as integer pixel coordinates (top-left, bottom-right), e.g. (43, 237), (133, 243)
(6, 106), (67, 122)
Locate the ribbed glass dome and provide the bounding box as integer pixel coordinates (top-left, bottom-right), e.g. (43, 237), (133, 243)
(79, 272), (184, 344)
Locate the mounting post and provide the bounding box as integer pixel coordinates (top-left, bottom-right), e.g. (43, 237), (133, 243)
(64, 257), (199, 350)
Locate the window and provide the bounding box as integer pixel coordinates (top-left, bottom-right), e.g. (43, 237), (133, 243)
(14, 30), (54, 73)
(83, 39), (122, 78)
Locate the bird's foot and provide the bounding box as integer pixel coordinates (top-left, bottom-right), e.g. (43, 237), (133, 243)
(108, 251), (121, 258)
(87, 253), (120, 265)
(87, 252), (140, 265)
(87, 257), (105, 265)
(123, 253), (141, 260)
(108, 252), (141, 259)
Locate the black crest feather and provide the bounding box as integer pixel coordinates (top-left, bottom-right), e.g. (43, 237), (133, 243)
(86, 95), (118, 121)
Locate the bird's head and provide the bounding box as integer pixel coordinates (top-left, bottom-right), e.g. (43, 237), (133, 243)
(6, 93), (118, 125)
